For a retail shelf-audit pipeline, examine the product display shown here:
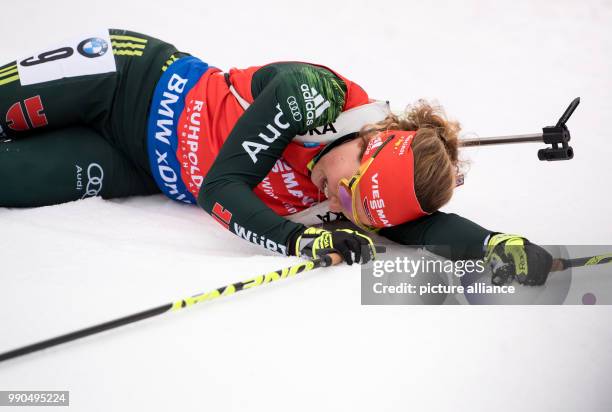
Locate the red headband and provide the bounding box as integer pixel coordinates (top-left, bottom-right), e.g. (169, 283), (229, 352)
(358, 130), (429, 228)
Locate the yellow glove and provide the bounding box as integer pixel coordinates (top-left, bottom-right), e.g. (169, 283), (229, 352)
(485, 233), (553, 286)
(295, 227), (376, 265)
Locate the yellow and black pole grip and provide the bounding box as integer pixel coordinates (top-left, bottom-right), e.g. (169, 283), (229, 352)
(0, 246), (385, 363)
(320, 245), (386, 266)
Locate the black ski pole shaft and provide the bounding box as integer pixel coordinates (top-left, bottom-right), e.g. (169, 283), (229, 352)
(0, 252), (354, 363)
(552, 253), (612, 272)
(0, 304), (171, 363)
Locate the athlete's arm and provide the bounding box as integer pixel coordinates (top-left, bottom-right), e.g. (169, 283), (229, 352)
(198, 63), (347, 255)
(378, 212), (494, 260)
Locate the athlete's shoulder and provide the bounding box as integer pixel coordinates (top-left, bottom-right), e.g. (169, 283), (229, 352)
(228, 61), (369, 110)
(274, 61), (369, 111)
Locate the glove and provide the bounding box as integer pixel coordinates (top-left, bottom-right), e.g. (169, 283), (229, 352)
(485, 233), (553, 286)
(294, 227), (376, 265)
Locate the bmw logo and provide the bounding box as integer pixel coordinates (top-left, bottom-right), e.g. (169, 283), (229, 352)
(77, 38), (109, 58)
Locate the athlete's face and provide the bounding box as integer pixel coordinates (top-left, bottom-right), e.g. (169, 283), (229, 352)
(310, 139), (373, 226)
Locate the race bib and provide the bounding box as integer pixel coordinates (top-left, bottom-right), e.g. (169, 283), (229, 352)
(17, 29), (116, 86)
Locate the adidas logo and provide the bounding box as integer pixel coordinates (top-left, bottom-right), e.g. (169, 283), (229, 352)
(301, 84), (331, 126)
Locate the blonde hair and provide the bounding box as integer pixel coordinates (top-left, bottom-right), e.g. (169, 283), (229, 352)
(359, 100), (461, 213)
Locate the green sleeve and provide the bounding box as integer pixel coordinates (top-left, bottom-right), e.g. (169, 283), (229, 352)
(198, 63), (347, 255)
(378, 212), (494, 260)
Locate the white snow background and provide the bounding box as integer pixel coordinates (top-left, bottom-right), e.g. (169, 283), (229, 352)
(1, 0), (611, 411)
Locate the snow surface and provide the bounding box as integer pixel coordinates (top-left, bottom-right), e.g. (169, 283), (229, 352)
(1, 0), (612, 411)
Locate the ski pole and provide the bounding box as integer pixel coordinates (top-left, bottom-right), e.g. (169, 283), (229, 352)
(461, 132), (547, 147)
(0, 248), (382, 363)
(460, 97), (580, 161)
(0, 255), (332, 363)
(550, 253), (612, 272)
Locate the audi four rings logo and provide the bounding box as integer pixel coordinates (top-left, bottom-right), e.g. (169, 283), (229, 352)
(287, 96), (302, 121)
(81, 163), (104, 199)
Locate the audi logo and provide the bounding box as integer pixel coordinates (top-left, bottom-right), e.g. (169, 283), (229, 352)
(287, 96), (302, 121)
(81, 163), (104, 199)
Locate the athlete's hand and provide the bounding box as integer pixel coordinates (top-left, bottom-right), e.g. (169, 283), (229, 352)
(485, 234), (553, 286)
(295, 227), (376, 264)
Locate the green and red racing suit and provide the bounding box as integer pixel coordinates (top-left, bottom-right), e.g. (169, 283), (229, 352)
(0, 29), (493, 260)
(148, 56), (492, 258)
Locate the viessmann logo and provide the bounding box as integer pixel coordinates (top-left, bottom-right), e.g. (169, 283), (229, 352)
(300, 84), (330, 126)
(367, 172), (390, 227)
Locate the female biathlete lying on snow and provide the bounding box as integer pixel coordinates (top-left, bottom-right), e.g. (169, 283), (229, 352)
(0, 29), (553, 285)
